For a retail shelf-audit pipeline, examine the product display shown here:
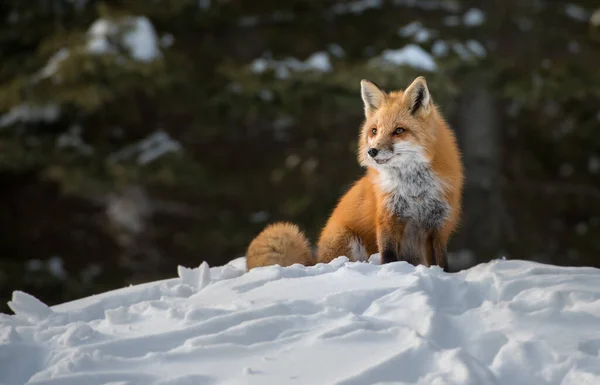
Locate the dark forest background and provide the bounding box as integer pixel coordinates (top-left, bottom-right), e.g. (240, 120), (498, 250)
(1, 0), (600, 313)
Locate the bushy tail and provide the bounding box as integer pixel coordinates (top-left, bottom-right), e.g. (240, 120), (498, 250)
(246, 222), (314, 271)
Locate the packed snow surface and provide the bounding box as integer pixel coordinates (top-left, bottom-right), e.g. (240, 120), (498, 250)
(2, 256), (600, 384)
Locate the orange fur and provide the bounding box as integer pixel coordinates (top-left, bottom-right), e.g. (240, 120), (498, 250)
(246, 222), (314, 271)
(245, 76), (463, 272)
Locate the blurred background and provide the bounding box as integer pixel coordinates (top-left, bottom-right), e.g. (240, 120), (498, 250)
(1, 0), (600, 313)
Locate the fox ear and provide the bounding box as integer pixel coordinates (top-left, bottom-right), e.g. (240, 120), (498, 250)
(361, 79), (386, 117)
(403, 76), (431, 117)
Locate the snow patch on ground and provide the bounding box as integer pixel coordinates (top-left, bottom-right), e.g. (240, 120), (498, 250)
(2, 255), (600, 385)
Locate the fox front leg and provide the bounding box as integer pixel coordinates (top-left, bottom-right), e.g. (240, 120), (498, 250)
(377, 218), (405, 264)
(399, 221), (427, 266)
(429, 229), (448, 271)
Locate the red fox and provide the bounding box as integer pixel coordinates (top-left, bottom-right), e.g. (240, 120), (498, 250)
(246, 76), (464, 272)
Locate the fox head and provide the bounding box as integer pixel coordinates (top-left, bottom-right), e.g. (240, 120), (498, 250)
(358, 76), (439, 170)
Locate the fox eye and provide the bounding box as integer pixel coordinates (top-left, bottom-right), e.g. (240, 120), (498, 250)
(371, 128), (377, 135)
(393, 127), (405, 135)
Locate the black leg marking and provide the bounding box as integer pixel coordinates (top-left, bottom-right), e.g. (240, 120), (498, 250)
(381, 248), (398, 264)
(430, 230), (448, 271)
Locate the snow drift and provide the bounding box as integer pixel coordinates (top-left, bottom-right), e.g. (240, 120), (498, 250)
(2, 255), (600, 384)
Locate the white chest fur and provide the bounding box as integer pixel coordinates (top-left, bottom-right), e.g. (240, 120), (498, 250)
(376, 155), (450, 230)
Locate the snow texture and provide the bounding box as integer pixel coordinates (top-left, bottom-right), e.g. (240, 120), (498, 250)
(2, 255), (600, 385)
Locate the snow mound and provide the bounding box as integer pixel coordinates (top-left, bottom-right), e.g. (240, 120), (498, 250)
(2, 256), (600, 384)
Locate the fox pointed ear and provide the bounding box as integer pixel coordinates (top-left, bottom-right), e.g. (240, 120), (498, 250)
(360, 79), (386, 118)
(403, 76), (431, 117)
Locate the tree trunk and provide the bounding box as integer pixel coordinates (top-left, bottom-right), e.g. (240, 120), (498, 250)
(451, 73), (504, 270)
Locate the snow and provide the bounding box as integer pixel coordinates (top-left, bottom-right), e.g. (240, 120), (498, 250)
(331, 0), (383, 14)
(431, 40), (449, 57)
(37, 48), (70, 80)
(377, 44), (437, 72)
(122, 17), (161, 62)
(3, 255), (600, 385)
(465, 40), (486, 58)
(463, 8), (485, 27)
(328, 44), (345, 58)
(398, 21), (433, 43)
(108, 130), (182, 165)
(56, 125), (94, 155)
(304, 52), (332, 72)
(0, 104), (60, 127)
(451, 41), (487, 61)
(87, 19), (117, 55)
(24, 257), (68, 280)
(47, 257), (67, 280)
(564, 4), (589, 22)
(197, 0), (211, 9)
(393, 0), (460, 12)
(87, 16), (161, 62)
(250, 52), (332, 79)
(37, 16), (161, 81)
(160, 34), (175, 48)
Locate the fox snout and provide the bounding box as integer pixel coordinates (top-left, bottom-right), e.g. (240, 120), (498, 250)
(367, 147), (392, 159)
(367, 148), (379, 158)
(367, 146), (394, 165)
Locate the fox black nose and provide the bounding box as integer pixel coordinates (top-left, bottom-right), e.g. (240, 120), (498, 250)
(368, 148), (379, 158)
